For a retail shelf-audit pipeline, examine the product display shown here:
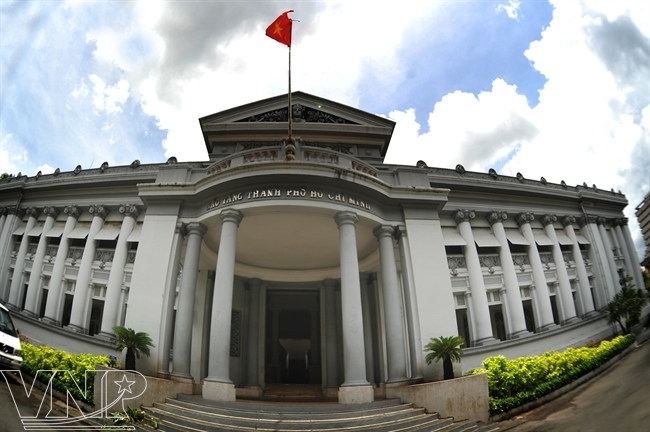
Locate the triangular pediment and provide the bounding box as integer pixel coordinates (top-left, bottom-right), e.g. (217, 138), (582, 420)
(199, 92), (395, 160)
(200, 92), (392, 128)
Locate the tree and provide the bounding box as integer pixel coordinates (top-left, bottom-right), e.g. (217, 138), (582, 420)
(606, 277), (648, 334)
(112, 326), (155, 371)
(424, 335), (465, 380)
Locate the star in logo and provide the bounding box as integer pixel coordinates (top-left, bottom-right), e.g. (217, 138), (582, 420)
(114, 374), (136, 394)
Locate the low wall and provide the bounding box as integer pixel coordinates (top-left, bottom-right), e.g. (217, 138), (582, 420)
(385, 374), (489, 423)
(94, 365), (193, 410)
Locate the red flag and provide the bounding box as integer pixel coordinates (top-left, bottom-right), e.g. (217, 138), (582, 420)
(266, 10), (293, 47)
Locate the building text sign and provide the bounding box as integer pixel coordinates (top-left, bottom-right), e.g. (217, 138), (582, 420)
(206, 188), (371, 212)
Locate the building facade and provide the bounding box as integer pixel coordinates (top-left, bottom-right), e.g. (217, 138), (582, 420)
(0, 92), (644, 404)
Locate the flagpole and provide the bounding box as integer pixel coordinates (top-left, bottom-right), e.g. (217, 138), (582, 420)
(288, 44), (292, 139)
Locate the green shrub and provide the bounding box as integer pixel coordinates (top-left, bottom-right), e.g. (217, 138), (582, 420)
(20, 343), (111, 406)
(466, 334), (635, 415)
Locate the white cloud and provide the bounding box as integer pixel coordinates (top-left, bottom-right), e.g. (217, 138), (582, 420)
(35, 164), (55, 175)
(0, 133), (28, 176)
(497, 0), (521, 20)
(88, 75), (130, 114)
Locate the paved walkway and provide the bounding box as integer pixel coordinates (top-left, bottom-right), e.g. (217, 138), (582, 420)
(498, 332), (650, 432)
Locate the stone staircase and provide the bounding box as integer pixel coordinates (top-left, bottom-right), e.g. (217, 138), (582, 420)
(141, 394), (499, 432)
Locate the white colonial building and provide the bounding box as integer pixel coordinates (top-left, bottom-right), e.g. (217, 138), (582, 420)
(0, 92), (644, 404)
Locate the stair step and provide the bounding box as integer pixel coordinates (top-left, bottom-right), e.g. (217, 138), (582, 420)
(142, 393), (498, 432)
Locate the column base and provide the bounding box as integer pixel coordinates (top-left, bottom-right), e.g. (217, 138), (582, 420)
(170, 374), (194, 384)
(538, 323), (560, 332)
(203, 380), (236, 402)
(473, 336), (500, 347)
(64, 324), (87, 334)
(509, 329), (534, 339)
(20, 310), (38, 319)
(41, 316), (60, 326)
(95, 331), (116, 342)
(338, 384), (374, 404)
(562, 316), (581, 325)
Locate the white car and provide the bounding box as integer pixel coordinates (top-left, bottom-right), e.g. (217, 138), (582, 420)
(0, 303), (23, 370)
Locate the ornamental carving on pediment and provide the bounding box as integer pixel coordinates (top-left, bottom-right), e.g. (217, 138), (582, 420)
(303, 142), (353, 154)
(237, 104), (358, 125)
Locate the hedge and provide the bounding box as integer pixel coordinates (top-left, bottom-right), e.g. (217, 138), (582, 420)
(465, 334), (636, 415)
(20, 343), (111, 406)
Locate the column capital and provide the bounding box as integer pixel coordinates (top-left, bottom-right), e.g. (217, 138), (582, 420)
(373, 224), (395, 240)
(8, 205), (25, 218)
(596, 216), (608, 226)
(64, 205), (81, 220)
(612, 218), (625, 227)
(453, 209), (475, 225)
(26, 207), (41, 219)
(515, 212), (535, 226)
(176, 222), (188, 237)
(578, 215), (597, 227)
(486, 210), (507, 226)
(621, 217), (629, 226)
(394, 224), (407, 240)
(540, 214), (557, 227)
(185, 222), (207, 237)
(220, 209), (243, 226)
(43, 206), (60, 219)
(561, 216), (576, 227)
(89, 204), (110, 220)
(334, 210), (358, 227)
(119, 204), (140, 219)
(0, 207), (7, 217)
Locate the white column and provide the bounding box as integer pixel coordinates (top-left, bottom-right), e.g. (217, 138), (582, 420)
(395, 225), (424, 379)
(8, 207), (39, 309)
(579, 216), (612, 308)
(359, 277), (375, 384)
(245, 278), (261, 387)
(157, 223), (186, 377)
(170, 222), (206, 379)
(562, 216), (595, 315)
(612, 219), (636, 284)
(487, 211), (531, 338)
(24, 207), (59, 316)
(335, 211), (373, 403)
(67, 205), (109, 333)
(597, 218), (621, 293)
(453, 209), (498, 345)
(43, 206), (80, 325)
(0, 206), (25, 301)
(324, 278), (339, 388)
(374, 225), (408, 382)
(541, 214), (578, 324)
(516, 212), (556, 331)
(620, 218), (645, 291)
(98, 204), (138, 339)
(204, 209), (242, 402)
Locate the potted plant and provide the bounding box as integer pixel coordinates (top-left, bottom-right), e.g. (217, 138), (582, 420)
(424, 335), (465, 380)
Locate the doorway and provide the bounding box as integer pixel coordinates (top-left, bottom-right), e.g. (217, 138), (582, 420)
(264, 289), (321, 385)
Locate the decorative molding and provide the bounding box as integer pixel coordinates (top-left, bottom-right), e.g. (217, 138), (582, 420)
(562, 251), (574, 266)
(540, 214), (557, 227)
(455, 164), (466, 174)
(8, 206), (25, 218)
(64, 205), (81, 220)
(539, 252), (554, 269)
(578, 215), (597, 227)
(130, 160), (141, 169)
(479, 255), (501, 273)
(127, 251), (137, 264)
(43, 206), (60, 219)
(561, 216), (576, 227)
(89, 205), (110, 220)
(596, 216), (608, 226)
(236, 104), (357, 125)
(515, 212), (534, 226)
(119, 204), (140, 220)
(95, 249), (115, 268)
(26, 207), (41, 219)
(512, 253), (530, 271)
(447, 256), (467, 275)
(352, 160), (378, 177)
(488, 168), (498, 179)
(0, 207), (7, 217)
(453, 209), (475, 225)
(303, 143), (353, 154)
(486, 211), (507, 225)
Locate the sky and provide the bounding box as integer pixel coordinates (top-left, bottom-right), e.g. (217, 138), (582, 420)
(0, 0), (649, 259)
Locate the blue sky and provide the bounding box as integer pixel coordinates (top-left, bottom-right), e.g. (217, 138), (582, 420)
(1, 0), (648, 258)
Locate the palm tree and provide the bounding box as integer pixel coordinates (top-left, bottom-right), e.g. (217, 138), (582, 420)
(424, 335), (465, 380)
(112, 326), (155, 371)
(606, 277), (648, 334)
